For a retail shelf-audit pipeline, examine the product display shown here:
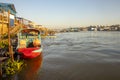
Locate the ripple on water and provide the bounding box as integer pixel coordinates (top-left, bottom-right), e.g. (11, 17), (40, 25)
(16, 32), (120, 80)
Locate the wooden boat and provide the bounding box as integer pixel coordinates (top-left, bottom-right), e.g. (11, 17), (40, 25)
(16, 28), (42, 59)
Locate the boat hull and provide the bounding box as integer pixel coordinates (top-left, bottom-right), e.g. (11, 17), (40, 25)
(17, 48), (42, 59)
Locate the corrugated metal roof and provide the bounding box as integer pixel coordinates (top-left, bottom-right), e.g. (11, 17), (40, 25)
(0, 2), (17, 15)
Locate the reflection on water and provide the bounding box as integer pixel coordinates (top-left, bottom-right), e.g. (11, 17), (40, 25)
(15, 54), (43, 80)
(2, 31), (120, 80)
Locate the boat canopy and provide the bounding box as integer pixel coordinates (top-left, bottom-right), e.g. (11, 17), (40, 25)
(20, 29), (40, 33)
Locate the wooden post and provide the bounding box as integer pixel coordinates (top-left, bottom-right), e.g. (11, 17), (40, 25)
(21, 18), (23, 29)
(1, 9), (4, 37)
(8, 10), (14, 62)
(1, 9), (4, 35)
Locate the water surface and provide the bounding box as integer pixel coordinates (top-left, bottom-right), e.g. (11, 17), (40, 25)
(40, 31), (120, 80)
(2, 31), (120, 80)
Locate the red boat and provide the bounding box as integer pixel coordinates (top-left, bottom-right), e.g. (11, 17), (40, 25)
(16, 29), (42, 59)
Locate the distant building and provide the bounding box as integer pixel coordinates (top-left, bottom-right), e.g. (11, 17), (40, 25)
(87, 26), (97, 31)
(110, 25), (120, 31)
(36, 25), (42, 28)
(28, 21), (36, 28)
(16, 17), (31, 28)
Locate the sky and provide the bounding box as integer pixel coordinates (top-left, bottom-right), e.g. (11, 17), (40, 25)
(0, 0), (120, 29)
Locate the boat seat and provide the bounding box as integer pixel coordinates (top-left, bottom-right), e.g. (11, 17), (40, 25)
(19, 39), (26, 48)
(33, 38), (41, 47)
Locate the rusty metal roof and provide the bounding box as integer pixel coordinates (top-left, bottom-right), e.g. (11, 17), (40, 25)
(0, 2), (17, 15)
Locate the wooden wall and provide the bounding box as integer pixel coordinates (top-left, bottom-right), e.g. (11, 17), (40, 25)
(0, 23), (8, 34)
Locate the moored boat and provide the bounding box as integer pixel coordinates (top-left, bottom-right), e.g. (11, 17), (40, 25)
(47, 35), (56, 38)
(16, 28), (42, 59)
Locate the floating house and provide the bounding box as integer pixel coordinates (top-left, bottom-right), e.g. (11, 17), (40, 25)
(0, 2), (17, 34)
(16, 17), (39, 29)
(0, 3), (50, 36)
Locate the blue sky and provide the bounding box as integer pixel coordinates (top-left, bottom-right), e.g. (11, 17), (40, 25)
(0, 0), (120, 28)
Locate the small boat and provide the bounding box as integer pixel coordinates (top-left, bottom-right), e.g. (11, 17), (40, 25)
(16, 28), (42, 59)
(47, 35), (56, 38)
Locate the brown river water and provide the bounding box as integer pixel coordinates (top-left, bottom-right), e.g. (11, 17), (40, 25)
(1, 31), (120, 80)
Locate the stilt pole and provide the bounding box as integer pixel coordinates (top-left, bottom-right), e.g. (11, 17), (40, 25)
(8, 10), (14, 62)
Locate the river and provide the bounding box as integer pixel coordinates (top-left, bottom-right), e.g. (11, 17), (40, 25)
(2, 31), (120, 80)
